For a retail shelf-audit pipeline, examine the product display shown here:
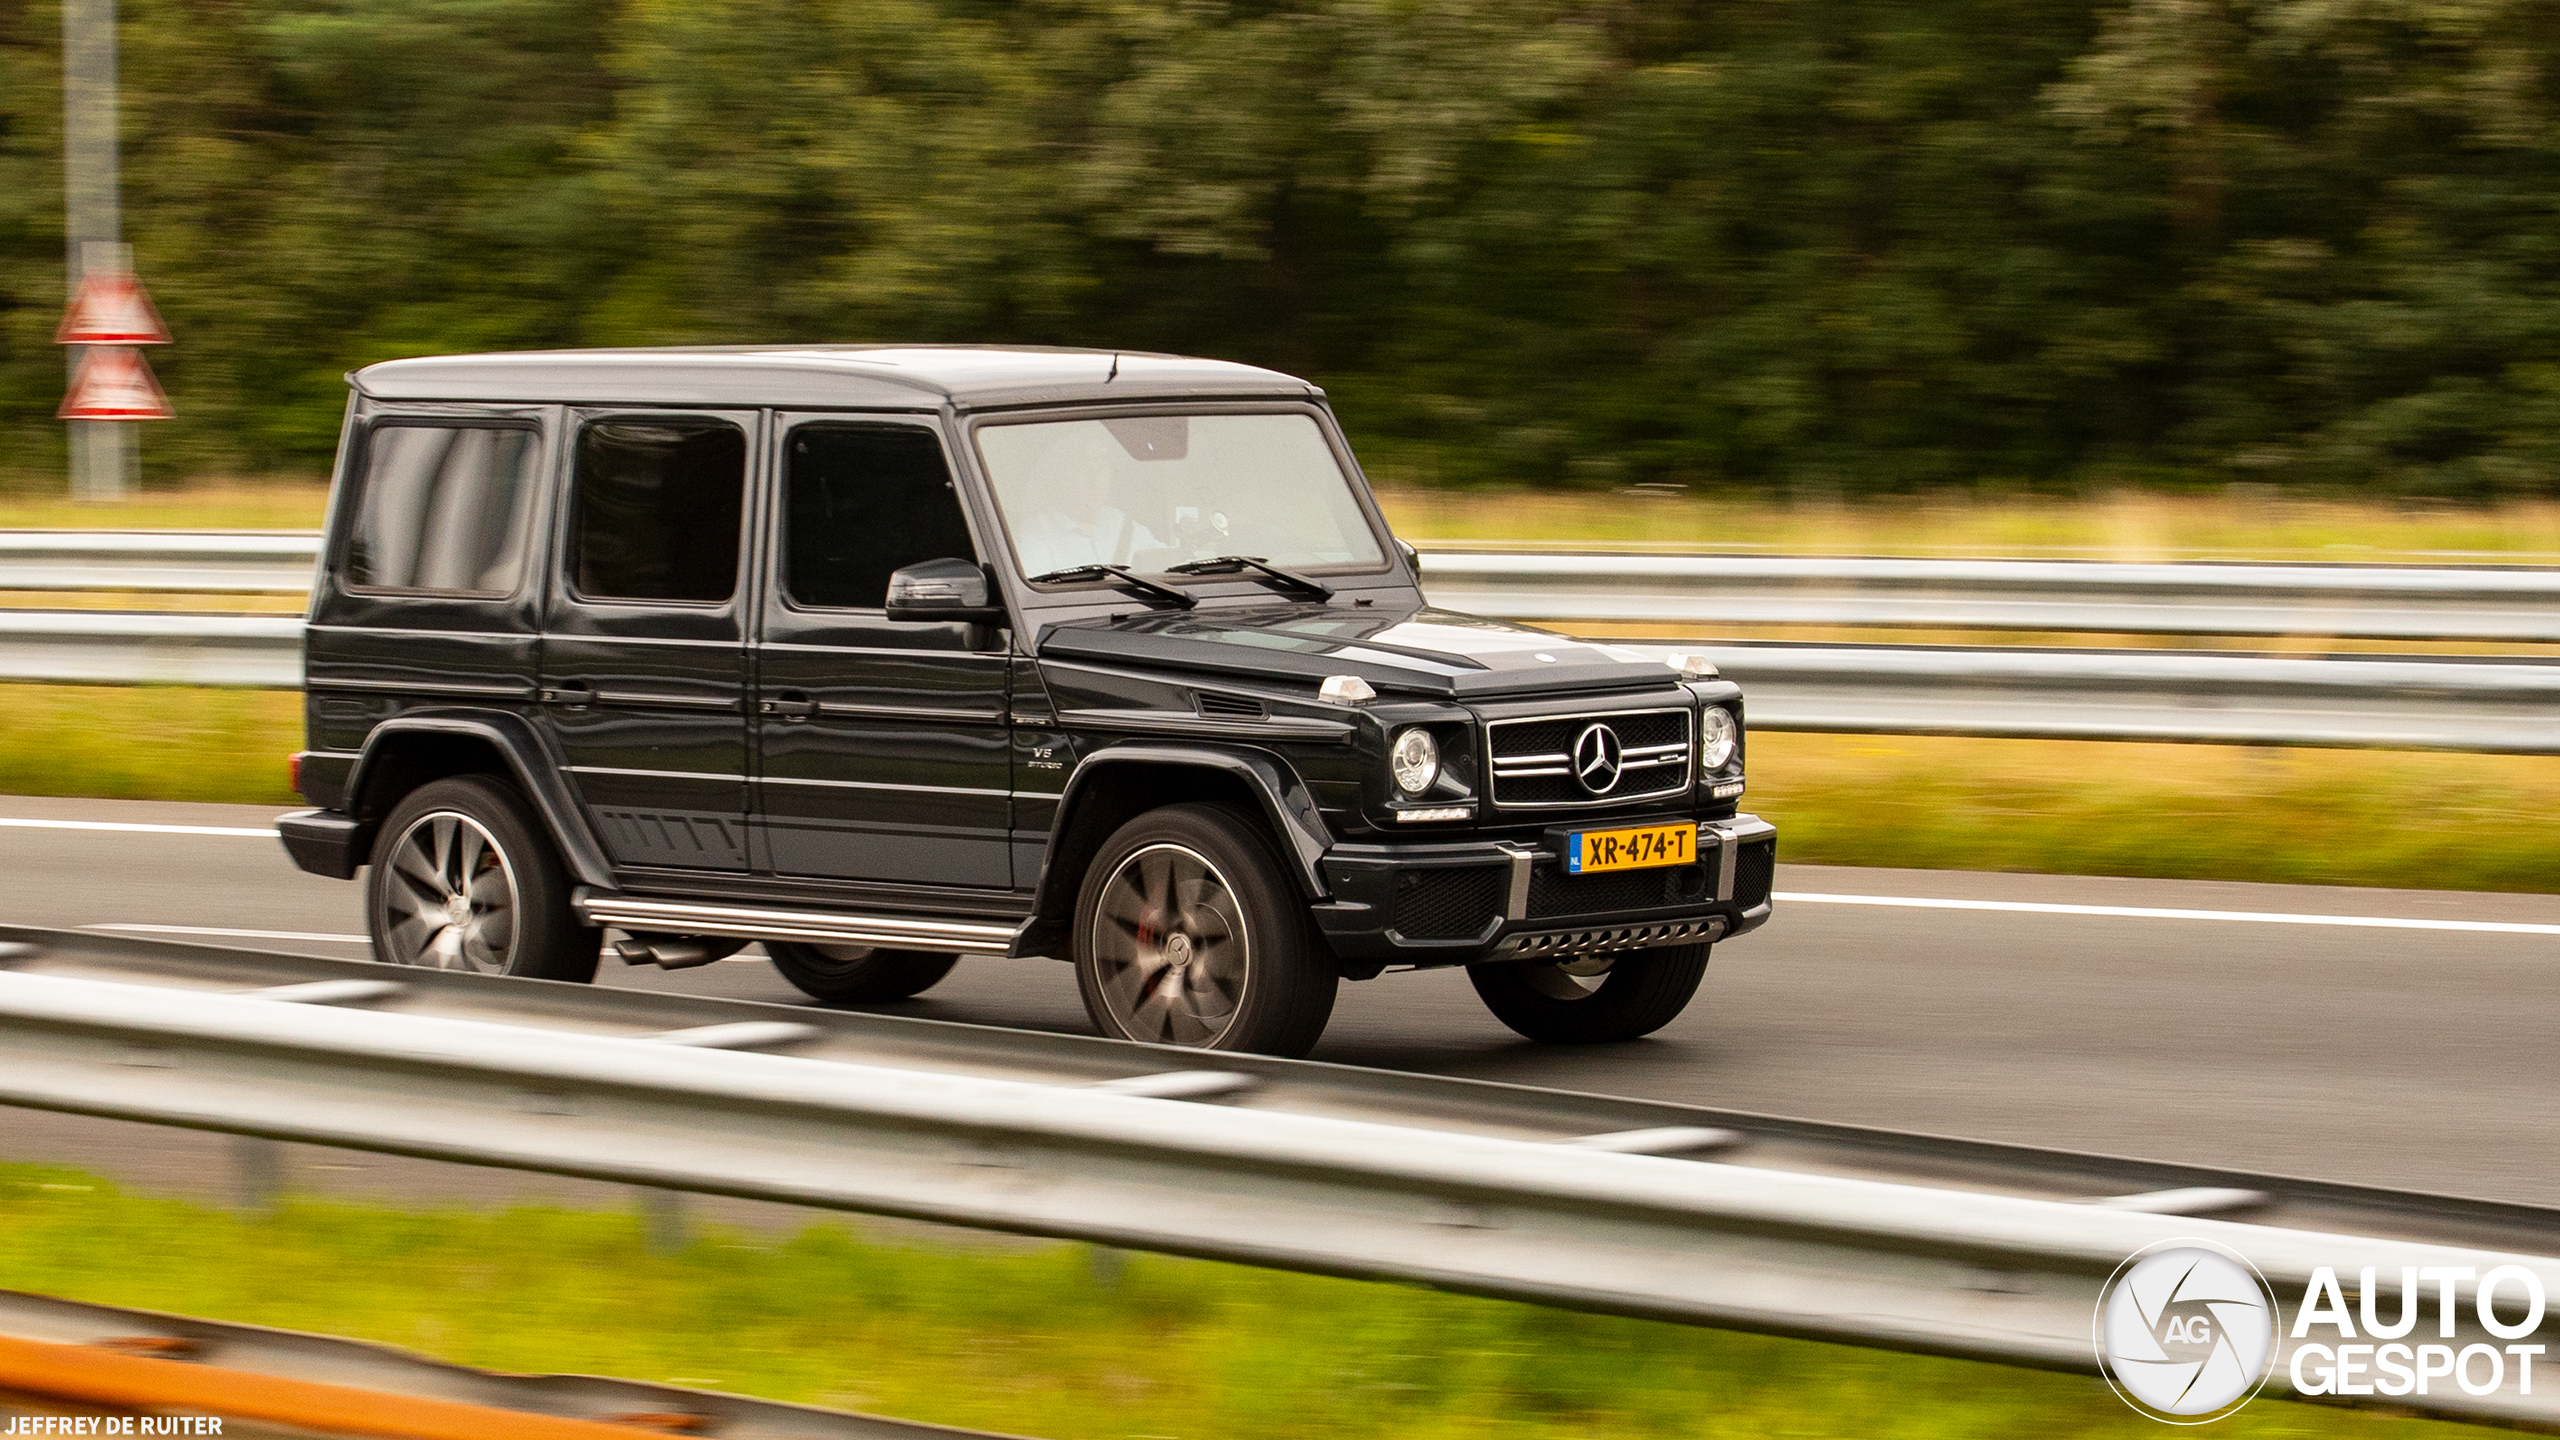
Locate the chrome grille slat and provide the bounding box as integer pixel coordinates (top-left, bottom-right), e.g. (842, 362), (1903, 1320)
(1486, 705), (1692, 808)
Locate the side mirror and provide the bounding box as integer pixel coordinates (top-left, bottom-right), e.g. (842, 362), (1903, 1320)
(1396, 538), (1421, 577)
(885, 557), (1005, 625)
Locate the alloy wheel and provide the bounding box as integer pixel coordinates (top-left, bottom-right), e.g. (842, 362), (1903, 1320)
(1088, 842), (1251, 1045)
(379, 810), (520, 972)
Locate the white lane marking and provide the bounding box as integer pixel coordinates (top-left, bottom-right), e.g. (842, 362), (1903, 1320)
(0, 818), (279, 838)
(1775, 891), (2560, 936)
(90, 924), (369, 944)
(12, 812), (2548, 938)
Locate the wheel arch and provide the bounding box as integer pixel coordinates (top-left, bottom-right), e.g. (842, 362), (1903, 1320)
(1015, 743), (1332, 959)
(344, 712), (615, 888)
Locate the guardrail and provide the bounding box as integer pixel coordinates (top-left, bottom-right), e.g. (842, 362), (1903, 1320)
(1421, 550), (2560, 642)
(0, 608), (302, 686)
(23, 531), (2560, 641)
(27, 530), (2560, 638)
(0, 929), (2553, 1429)
(4, 610), (2555, 752)
(12, 532), (2560, 751)
(0, 530), (316, 593)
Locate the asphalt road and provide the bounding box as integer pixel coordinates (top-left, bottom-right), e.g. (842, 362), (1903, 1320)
(4, 794), (2556, 1208)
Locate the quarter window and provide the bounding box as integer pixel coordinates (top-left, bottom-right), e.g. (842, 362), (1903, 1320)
(785, 425), (978, 610)
(344, 423), (540, 596)
(570, 419), (747, 604)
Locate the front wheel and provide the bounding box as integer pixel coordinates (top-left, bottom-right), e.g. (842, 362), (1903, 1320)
(1467, 944), (1709, 1044)
(1072, 803), (1338, 1057)
(365, 775), (599, 981)
(764, 943), (957, 1004)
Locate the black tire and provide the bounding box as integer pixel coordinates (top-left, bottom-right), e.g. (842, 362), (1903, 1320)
(365, 775), (600, 981)
(1467, 944), (1710, 1044)
(764, 943), (958, 1004)
(1071, 803), (1338, 1057)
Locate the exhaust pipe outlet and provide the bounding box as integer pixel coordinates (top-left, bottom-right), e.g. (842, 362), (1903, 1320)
(612, 934), (745, 971)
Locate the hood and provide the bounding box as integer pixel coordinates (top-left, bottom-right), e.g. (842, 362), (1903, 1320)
(1035, 603), (1686, 699)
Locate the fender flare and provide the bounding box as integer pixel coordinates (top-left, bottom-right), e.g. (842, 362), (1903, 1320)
(1019, 743), (1334, 957)
(345, 711), (616, 889)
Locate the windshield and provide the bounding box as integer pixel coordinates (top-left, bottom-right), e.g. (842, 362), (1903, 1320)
(976, 412), (1386, 582)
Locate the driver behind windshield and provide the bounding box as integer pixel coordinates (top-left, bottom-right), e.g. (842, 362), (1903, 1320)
(1008, 426), (1164, 575)
(982, 412), (1385, 582)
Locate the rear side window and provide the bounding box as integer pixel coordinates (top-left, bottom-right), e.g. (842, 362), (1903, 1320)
(344, 423), (540, 596)
(785, 425), (978, 610)
(569, 418), (747, 604)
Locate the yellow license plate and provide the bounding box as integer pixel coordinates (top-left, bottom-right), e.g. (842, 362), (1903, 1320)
(1565, 822), (1699, 875)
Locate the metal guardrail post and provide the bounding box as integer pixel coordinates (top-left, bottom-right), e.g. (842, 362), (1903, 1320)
(229, 1134), (285, 1213)
(636, 1187), (690, 1255)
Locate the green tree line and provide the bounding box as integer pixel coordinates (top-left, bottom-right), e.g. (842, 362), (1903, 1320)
(4, 0), (2558, 494)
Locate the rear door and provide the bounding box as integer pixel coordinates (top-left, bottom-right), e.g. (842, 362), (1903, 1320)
(752, 416), (1014, 889)
(537, 409), (759, 873)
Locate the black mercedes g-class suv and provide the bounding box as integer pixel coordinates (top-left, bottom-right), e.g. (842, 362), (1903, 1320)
(278, 346), (1774, 1056)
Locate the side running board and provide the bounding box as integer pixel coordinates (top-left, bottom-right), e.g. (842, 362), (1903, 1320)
(573, 892), (1024, 956)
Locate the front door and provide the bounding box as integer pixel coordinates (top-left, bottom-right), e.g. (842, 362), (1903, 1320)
(752, 417), (1014, 889)
(538, 409), (758, 872)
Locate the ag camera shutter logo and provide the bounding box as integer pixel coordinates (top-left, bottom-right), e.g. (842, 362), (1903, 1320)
(2096, 1240), (2278, 1422)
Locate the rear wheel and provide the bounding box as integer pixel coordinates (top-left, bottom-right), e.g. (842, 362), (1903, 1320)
(1467, 944), (1709, 1044)
(365, 776), (599, 981)
(764, 943), (958, 1004)
(1072, 803), (1337, 1057)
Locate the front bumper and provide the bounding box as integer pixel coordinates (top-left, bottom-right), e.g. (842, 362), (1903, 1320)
(1310, 812), (1775, 973)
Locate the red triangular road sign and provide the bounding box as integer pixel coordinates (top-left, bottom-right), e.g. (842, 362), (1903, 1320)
(55, 271), (170, 345)
(59, 346), (175, 420)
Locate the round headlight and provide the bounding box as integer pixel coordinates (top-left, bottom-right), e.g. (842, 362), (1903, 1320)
(1699, 707), (1738, 771)
(1390, 728), (1440, 795)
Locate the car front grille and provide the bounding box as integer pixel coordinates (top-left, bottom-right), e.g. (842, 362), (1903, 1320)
(1487, 707), (1690, 807)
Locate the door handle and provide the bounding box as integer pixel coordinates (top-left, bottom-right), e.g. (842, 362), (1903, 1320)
(541, 680), (595, 709)
(762, 690), (819, 721)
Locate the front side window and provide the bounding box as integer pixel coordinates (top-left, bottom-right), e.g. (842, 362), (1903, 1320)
(976, 412), (1385, 582)
(569, 418), (747, 604)
(345, 423), (540, 596)
(785, 424), (978, 610)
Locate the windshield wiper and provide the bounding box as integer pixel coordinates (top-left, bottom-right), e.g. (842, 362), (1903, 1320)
(1165, 554), (1334, 600)
(1025, 563), (1197, 609)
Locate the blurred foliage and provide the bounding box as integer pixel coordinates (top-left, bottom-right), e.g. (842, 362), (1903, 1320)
(0, 1165), (2492, 1437)
(4, 0), (2560, 494)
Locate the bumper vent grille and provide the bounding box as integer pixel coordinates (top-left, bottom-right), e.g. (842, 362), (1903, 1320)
(1390, 866), (1506, 941)
(1733, 836), (1776, 910)
(1527, 863), (1713, 920)
(1488, 708), (1689, 807)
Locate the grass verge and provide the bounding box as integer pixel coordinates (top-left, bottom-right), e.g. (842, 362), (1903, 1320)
(1756, 733), (2560, 893)
(0, 481), (328, 531)
(1376, 485), (2560, 562)
(4, 688), (2555, 894)
(0, 685), (299, 805)
(0, 1164), (2485, 1439)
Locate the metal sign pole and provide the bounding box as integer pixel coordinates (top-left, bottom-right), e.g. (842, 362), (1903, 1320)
(61, 0), (132, 502)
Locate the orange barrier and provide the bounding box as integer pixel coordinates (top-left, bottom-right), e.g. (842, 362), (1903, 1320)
(0, 1332), (687, 1438)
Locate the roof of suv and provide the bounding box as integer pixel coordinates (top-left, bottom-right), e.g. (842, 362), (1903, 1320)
(350, 345), (1319, 411)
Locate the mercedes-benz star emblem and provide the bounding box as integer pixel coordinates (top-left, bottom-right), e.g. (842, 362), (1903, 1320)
(1572, 723), (1624, 796)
